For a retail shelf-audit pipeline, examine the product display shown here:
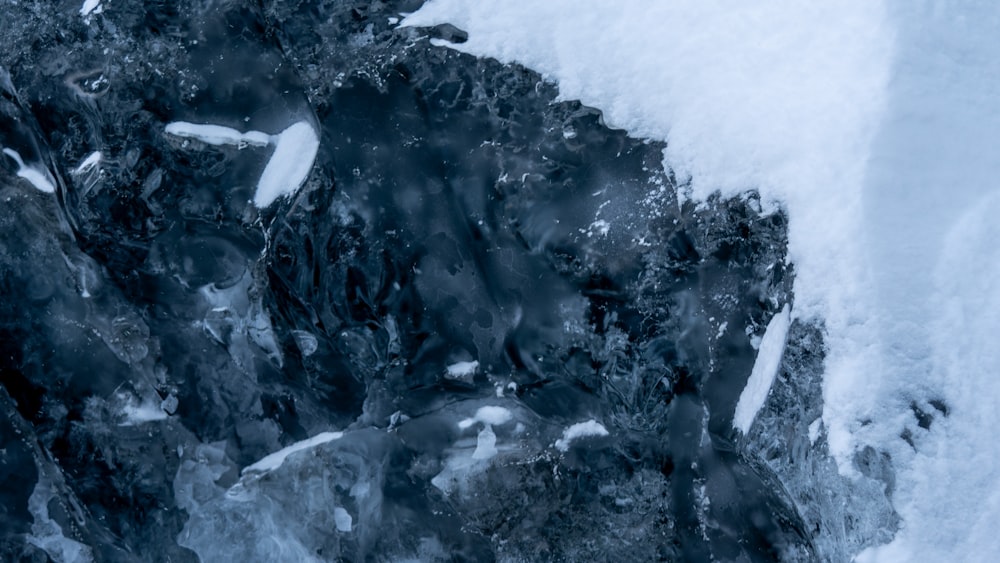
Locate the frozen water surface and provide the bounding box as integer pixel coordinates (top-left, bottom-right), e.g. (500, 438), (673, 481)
(3, 0), (993, 561)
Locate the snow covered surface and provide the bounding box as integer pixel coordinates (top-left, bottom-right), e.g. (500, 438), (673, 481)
(406, 1), (1000, 560)
(734, 304), (791, 434)
(242, 431), (343, 474)
(554, 420), (609, 452)
(2, 148), (56, 193)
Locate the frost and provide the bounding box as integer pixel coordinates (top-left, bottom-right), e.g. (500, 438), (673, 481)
(554, 420), (609, 452)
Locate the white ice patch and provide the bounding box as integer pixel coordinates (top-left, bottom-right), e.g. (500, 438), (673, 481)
(808, 418), (822, 445)
(80, 0), (102, 17)
(457, 405), (512, 430)
(445, 360), (479, 378)
(554, 420), (609, 452)
(242, 431), (343, 474)
(733, 304), (791, 434)
(2, 148), (56, 193)
(333, 507), (352, 532)
(120, 400), (168, 425)
(73, 151), (102, 174)
(471, 424), (498, 460)
(164, 121), (270, 147)
(254, 121), (319, 208)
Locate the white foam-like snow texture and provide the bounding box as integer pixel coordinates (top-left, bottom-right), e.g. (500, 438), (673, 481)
(458, 405), (512, 430)
(255, 121), (319, 208)
(407, 2), (1000, 559)
(242, 431), (343, 474)
(2, 148), (56, 193)
(121, 401), (168, 425)
(554, 420), (609, 452)
(445, 360), (479, 378)
(733, 304), (791, 434)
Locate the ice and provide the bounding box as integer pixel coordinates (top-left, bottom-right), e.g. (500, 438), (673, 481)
(405, 1), (1000, 558)
(733, 304), (791, 434)
(26, 474), (94, 563)
(242, 431), (343, 474)
(554, 420), (609, 452)
(120, 400), (169, 425)
(2, 148), (56, 193)
(808, 418), (822, 445)
(471, 425), (498, 460)
(255, 121), (319, 208)
(333, 507), (353, 533)
(72, 151), (101, 174)
(79, 0), (101, 17)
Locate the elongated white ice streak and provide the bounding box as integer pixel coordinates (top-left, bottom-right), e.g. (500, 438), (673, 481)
(733, 304), (791, 434)
(254, 121), (319, 208)
(2, 148), (56, 193)
(164, 122), (270, 147)
(80, 0), (101, 17)
(243, 431), (343, 474)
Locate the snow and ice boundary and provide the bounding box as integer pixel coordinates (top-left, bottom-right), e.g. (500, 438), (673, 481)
(405, 1), (1000, 560)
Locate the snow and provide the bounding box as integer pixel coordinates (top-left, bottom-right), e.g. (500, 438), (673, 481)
(2, 148), (56, 193)
(121, 401), (168, 425)
(554, 420), (609, 452)
(242, 431), (343, 474)
(458, 405), (512, 430)
(255, 121), (319, 208)
(79, 0), (102, 17)
(164, 121), (270, 147)
(407, 1), (1000, 559)
(165, 120), (319, 208)
(445, 360), (479, 378)
(733, 304), (791, 434)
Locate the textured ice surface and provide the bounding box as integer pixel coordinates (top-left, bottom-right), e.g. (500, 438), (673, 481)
(0, 0), (918, 560)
